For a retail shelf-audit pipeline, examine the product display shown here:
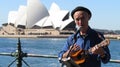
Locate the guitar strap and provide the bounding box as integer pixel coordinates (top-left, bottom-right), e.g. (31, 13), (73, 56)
(82, 32), (104, 50)
(97, 33), (105, 41)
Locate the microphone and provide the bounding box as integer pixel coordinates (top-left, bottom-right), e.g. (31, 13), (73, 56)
(76, 25), (81, 31)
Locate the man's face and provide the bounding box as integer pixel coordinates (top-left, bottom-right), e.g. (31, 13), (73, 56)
(73, 11), (90, 28)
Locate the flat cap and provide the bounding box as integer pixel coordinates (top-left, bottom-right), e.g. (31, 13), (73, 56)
(71, 6), (92, 19)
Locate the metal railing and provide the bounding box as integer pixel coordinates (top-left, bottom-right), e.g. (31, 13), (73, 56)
(0, 38), (120, 67)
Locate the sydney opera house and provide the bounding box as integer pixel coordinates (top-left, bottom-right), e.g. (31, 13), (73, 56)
(0, 0), (75, 36)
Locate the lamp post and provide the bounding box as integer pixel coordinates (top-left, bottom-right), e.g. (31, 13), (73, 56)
(8, 38), (30, 67)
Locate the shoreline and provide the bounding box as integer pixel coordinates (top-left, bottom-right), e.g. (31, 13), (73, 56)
(0, 34), (120, 39)
(0, 35), (70, 38)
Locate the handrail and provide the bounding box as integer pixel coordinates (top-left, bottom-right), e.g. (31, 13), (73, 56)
(109, 59), (120, 63)
(0, 52), (58, 58)
(0, 52), (120, 63)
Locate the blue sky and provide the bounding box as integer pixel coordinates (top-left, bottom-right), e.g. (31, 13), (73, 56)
(0, 0), (120, 30)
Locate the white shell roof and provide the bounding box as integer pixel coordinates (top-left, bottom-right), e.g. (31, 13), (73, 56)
(7, 0), (73, 30)
(34, 2), (70, 29)
(41, 16), (53, 27)
(27, 0), (49, 28)
(34, 16), (50, 27)
(60, 16), (73, 30)
(15, 5), (27, 27)
(49, 3), (69, 29)
(8, 11), (18, 24)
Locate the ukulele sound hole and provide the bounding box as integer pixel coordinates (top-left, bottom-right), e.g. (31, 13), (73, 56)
(77, 55), (82, 59)
(77, 52), (85, 59)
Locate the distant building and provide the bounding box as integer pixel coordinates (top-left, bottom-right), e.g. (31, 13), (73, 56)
(0, 0), (75, 35)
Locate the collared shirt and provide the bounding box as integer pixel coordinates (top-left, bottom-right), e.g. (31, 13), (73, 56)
(58, 27), (111, 67)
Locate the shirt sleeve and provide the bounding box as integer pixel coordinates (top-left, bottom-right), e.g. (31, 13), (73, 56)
(100, 46), (111, 64)
(98, 32), (111, 63)
(58, 35), (74, 60)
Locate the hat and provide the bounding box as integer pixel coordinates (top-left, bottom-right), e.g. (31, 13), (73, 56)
(71, 6), (92, 19)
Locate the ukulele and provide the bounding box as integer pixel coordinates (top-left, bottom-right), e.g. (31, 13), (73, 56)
(66, 39), (110, 65)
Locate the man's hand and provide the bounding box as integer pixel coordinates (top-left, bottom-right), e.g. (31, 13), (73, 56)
(91, 45), (105, 56)
(62, 44), (81, 58)
(70, 44), (81, 52)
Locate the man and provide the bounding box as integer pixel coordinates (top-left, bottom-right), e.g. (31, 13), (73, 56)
(58, 6), (111, 67)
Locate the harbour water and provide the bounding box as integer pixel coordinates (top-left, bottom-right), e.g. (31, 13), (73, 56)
(0, 38), (120, 67)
